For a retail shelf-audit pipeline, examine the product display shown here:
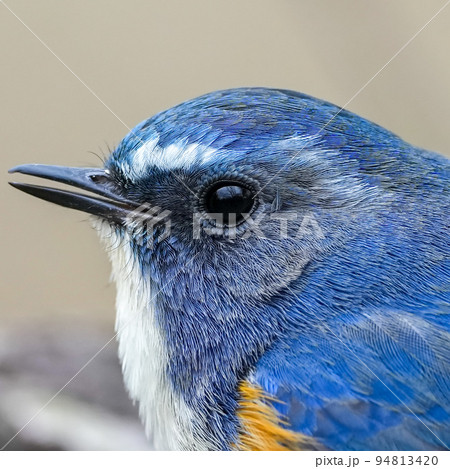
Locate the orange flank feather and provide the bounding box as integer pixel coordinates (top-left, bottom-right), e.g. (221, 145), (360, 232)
(236, 381), (320, 451)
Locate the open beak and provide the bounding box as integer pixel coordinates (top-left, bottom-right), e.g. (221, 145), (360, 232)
(8, 164), (136, 224)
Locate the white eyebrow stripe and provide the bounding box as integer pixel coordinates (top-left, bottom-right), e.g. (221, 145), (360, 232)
(127, 133), (318, 181)
(130, 135), (219, 178)
(132, 135), (160, 175)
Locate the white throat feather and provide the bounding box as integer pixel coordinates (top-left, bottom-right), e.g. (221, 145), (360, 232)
(93, 220), (212, 450)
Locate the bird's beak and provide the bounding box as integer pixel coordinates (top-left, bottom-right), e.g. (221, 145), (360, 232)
(8, 164), (136, 224)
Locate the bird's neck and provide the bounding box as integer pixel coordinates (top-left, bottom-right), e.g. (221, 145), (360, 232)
(96, 224), (213, 449)
(97, 223), (283, 449)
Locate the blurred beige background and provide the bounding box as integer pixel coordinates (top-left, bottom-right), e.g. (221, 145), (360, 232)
(1, 0), (449, 450)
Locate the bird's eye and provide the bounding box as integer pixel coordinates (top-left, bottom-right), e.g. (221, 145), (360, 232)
(204, 182), (255, 226)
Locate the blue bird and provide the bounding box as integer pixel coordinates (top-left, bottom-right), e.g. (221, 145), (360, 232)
(9, 88), (450, 450)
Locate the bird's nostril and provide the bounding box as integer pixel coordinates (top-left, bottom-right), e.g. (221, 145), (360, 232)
(90, 173), (110, 184)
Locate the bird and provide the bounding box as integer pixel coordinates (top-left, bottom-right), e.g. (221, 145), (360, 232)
(8, 87), (450, 451)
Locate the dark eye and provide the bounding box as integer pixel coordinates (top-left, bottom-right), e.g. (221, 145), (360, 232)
(204, 182), (255, 226)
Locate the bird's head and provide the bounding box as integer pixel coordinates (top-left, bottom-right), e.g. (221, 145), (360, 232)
(9, 88), (402, 307)
(9, 88), (418, 447)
